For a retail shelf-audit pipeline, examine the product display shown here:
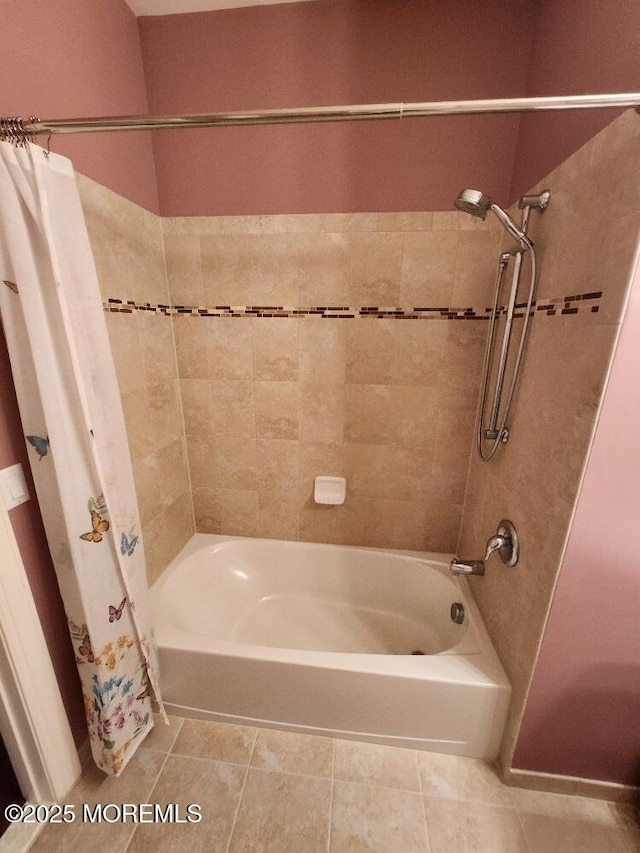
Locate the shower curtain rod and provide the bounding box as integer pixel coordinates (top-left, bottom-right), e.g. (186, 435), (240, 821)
(14, 92), (640, 136)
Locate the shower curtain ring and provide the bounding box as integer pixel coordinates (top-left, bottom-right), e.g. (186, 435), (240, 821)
(0, 117), (39, 148)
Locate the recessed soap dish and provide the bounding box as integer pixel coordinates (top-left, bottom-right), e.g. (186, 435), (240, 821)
(314, 476), (346, 505)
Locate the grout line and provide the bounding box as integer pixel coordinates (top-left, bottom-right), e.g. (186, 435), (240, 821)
(421, 794), (432, 853)
(250, 317), (258, 493)
(123, 748), (173, 852)
(122, 825), (140, 852)
(144, 748), (173, 798)
(394, 234), (406, 381)
(514, 808), (537, 853)
(322, 774), (423, 796)
(246, 727), (259, 766)
(196, 233), (205, 308)
(223, 760), (334, 783)
(411, 748), (421, 795)
(161, 219), (197, 538)
(161, 751), (255, 771)
(224, 758), (252, 853)
(416, 750), (425, 800)
(296, 318), (303, 538)
(165, 714), (185, 752)
(327, 738), (336, 853)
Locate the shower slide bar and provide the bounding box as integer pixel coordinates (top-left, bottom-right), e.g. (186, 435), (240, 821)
(7, 92), (640, 137)
(454, 189), (549, 462)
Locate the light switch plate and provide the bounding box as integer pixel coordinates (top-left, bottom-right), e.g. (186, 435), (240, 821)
(0, 463), (30, 510)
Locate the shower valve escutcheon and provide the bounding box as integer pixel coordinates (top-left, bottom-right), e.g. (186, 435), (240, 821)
(450, 519), (519, 576)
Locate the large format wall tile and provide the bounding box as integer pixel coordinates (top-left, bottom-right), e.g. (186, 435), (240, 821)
(78, 176), (194, 585)
(165, 209), (499, 551)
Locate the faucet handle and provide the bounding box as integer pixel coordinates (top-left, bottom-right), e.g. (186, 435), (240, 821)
(484, 534), (506, 561)
(485, 520), (519, 567)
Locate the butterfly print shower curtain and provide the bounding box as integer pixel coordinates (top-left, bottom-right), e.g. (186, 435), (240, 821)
(0, 141), (166, 775)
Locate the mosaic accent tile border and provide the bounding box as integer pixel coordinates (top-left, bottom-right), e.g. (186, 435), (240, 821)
(104, 291), (602, 319)
(521, 291), (602, 317)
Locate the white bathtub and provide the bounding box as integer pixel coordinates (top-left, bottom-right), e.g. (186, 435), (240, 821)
(151, 534), (511, 759)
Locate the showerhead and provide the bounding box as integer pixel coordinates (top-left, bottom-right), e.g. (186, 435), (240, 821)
(454, 188), (530, 247)
(454, 189), (492, 220)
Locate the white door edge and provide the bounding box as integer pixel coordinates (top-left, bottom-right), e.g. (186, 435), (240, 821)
(0, 495), (81, 805)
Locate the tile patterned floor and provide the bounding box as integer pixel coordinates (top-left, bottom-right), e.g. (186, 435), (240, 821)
(28, 715), (640, 853)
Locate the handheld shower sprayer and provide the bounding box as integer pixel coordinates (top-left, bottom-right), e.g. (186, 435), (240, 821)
(453, 189), (540, 248)
(453, 187), (550, 461)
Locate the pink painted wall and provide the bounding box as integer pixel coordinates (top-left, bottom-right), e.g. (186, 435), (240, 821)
(510, 0), (640, 200)
(138, 0), (535, 216)
(2, 0), (159, 212)
(513, 257), (640, 786)
(0, 331), (86, 746)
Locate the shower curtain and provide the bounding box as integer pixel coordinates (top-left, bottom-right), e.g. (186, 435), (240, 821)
(0, 141), (165, 776)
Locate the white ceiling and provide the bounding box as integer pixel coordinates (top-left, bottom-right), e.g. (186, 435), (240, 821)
(124, 0), (318, 16)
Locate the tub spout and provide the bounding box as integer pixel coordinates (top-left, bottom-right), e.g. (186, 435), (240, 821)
(449, 559), (485, 577)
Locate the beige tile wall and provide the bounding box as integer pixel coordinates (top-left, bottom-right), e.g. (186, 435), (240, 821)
(163, 211), (504, 551)
(77, 175), (195, 585)
(457, 109), (640, 772)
